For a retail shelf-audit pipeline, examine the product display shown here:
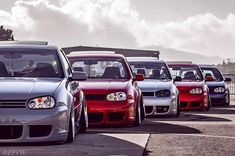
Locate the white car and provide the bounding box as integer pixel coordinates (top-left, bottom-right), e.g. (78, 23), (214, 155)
(128, 57), (180, 117)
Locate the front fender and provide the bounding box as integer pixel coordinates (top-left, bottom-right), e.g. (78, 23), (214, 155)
(53, 79), (73, 118)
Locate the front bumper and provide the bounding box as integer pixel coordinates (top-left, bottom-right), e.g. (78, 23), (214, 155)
(210, 92), (227, 106)
(87, 100), (136, 126)
(143, 96), (177, 116)
(0, 105), (69, 143)
(179, 94), (208, 111)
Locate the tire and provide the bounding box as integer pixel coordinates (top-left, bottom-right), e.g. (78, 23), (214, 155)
(225, 92), (230, 107)
(205, 106), (210, 111)
(175, 97), (181, 117)
(66, 112), (75, 143)
(78, 104), (88, 133)
(205, 95), (211, 111)
(140, 97), (145, 121)
(134, 101), (141, 127)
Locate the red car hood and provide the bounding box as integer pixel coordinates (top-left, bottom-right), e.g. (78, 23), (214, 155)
(79, 79), (130, 93)
(175, 81), (204, 88)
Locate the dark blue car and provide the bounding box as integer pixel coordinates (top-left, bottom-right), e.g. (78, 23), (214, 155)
(199, 65), (231, 106)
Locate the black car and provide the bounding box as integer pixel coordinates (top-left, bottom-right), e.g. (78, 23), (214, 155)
(199, 65), (231, 106)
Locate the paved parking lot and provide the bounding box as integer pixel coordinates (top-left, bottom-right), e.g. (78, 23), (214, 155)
(0, 102), (235, 156)
(144, 107), (235, 156)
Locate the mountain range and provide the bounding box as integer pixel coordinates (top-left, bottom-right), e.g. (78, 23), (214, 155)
(141, 46), (223, 65)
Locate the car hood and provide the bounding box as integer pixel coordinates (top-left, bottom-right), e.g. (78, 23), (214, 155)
(79, 80), (130, 93)
(0, 77), (62, 100)
(175, 81), (204, 88)
(137, 79), (173, 91)
(206, 81), (225, 87)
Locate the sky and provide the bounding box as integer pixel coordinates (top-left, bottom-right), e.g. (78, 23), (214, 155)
(0, 0), (235, 59)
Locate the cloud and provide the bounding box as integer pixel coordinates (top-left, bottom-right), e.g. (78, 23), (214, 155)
(0, 0), (138, 47)
(132, 13), (235, 58)
(0, 0), (235, 58)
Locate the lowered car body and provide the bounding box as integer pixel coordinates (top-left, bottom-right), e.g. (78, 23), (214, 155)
(128, 57), (180, 117)
(168, 63), (210, 111)
(68, 52), (145, 126)
(0, 44), (88, 143)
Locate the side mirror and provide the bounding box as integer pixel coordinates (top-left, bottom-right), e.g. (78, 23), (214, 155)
(70, 71), (87, 81)
(205, 76), (214, 82)
(225, 77), (232, 82)
(174, 76), (182, 82)
(134, 74), (144, 81)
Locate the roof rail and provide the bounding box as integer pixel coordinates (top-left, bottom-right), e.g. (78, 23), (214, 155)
(0, 41), (48, 45)
(167, 61), (193, 64)
(69, 51), (115, 55)
(62, 46), (160, 59)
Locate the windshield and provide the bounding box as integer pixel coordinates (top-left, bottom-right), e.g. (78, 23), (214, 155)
(201, 67), (224, 81)
(169, 65), (203, 81)
(69, 57), (130, 79)
(129, 61), (172, 80)
(0, 50), (63, 78)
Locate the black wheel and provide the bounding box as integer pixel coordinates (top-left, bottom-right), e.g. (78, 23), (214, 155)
(66, 112), (75, 143)
(175, 97), (181, 117)
(205, 95), (211, 111)
(134, 101), (141, 127)
(225, 92), (230, 107)
(78, 103), (88, 133)
(140, 97), (145, 121)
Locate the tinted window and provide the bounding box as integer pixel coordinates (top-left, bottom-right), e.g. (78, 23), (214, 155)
(0, 49), (63, 78)
(169, 65), (203, 81)
(201, 67), (223, 81)
(129, 62), (172, 80)
(69, 57), (129, 79)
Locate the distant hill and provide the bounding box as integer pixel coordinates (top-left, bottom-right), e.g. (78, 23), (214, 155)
(141, 46), (223, 65)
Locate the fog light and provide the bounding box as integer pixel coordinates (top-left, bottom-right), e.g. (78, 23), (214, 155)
(164, 107), (168, 112)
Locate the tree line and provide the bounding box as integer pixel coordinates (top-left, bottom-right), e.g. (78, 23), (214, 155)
(0, 25), (14, 41)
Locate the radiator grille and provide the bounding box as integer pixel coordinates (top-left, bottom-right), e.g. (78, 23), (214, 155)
(85, 95), (106, 100)
(0, 100), (26, 108)
(142, 92), (155, 97)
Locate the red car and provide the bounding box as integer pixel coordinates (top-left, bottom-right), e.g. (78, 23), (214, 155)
(168, 62), (210, 111)
(67, 52), (145, 126)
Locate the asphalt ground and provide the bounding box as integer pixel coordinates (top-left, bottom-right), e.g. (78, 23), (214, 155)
(144, 100), (235, 156)
(0, 100), (235, 156)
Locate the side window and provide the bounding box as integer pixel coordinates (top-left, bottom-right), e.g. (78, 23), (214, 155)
(60, 50), (72, 76)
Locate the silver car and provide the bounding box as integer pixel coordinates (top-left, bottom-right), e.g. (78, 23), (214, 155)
(127, 57), (180, 117)
(0, 43), (88, 143)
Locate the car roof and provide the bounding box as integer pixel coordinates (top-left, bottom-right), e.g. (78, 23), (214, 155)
(127, 57), (165, 63)
(168, 63), (198, 67)
(0, 44), (57, 51)
(167, 61), (197, 66)
(198, 64), (216, 68)
(0, 41), (48, 45)
(62, 46), (160, 58)
(67, 51), (126, 59)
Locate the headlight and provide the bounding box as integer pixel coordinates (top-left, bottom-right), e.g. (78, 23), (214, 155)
(28, 96), (55, 109)
(107, 92), (127, 101)
(214, 87), (225, 93)
(190, 88), (203, 94)
(155, 90), (171, 97)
